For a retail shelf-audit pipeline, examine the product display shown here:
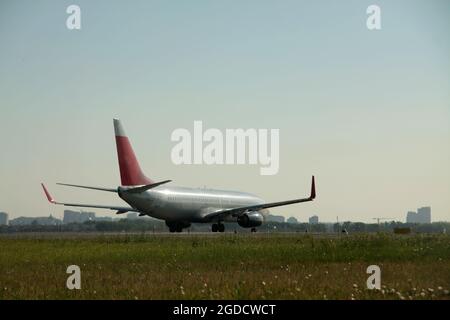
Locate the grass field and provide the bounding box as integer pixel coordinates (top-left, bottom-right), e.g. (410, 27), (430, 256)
(0, 233), (449, 300)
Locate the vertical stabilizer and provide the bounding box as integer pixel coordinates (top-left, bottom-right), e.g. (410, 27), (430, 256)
(114, 119), (153, 186)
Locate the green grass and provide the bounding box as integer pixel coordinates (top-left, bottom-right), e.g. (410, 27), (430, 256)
(0, 233), (449, 299)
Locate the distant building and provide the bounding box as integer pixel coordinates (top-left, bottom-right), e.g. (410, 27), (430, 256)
(287, 217), (298, 224)
(417, 207), (431, 223)
(406, 207), (431, 224)
(406, 211), (417, 223)
(95, 216), (113, 222)
(63, 210), (79, 224)
(9, 215), (62, 226)
(267, 214), (285, 223)
(80, 211), (95, 222)
(0, 212), (8, 225)
(127, 212), (138, 220)
(63, 210), (96, 224)
(309, 215), (319, 224)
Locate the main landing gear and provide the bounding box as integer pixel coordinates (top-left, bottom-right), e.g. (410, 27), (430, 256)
(212, 223), (225, 233)
(166, 221), (190, 233)
(169, 225), (183, 233)
(251, 227), (257, 233)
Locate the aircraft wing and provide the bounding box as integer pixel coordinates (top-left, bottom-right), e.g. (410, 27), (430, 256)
(203, 176), (316, 222)
(41, 184), (139, 214)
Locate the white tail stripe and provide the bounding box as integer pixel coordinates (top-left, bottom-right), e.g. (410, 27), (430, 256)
(113, 118), (127, 137)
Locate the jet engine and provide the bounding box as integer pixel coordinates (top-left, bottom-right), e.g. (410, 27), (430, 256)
(237, 212), (264, 228)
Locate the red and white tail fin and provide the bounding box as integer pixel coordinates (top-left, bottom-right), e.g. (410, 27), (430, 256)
(114, 119), (153, 186)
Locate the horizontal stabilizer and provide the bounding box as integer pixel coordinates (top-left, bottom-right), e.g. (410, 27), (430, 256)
(57, 183), (117, 193)
(123, 180), (172, 194)
(41, 183), (138, 213)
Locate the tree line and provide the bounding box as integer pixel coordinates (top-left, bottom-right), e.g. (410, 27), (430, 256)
(0, 219), (448, 234)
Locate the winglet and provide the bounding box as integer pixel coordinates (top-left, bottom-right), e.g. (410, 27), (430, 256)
(41, 183), (56, 204)
(310, 176), (316, 200)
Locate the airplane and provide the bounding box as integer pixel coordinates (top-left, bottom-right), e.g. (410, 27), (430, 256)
(41, 119), (316, 233)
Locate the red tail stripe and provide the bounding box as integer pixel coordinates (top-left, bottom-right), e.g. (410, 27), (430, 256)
(115, 136), (153, 186)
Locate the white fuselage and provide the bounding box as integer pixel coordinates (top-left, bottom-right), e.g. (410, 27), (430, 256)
(118, 186), (267, 223)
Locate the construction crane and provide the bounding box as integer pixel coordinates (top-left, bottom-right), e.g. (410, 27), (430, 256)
(372, 217), (394, 225)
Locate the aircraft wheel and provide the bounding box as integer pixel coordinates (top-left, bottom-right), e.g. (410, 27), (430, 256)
(251, 228), (257, 233)
(218, 223), (225, 233)
(169, 226), (176, 233)
(212, 224), (218, 232)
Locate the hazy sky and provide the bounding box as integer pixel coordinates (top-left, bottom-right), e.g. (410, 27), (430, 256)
(0, 0), (449, 223)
